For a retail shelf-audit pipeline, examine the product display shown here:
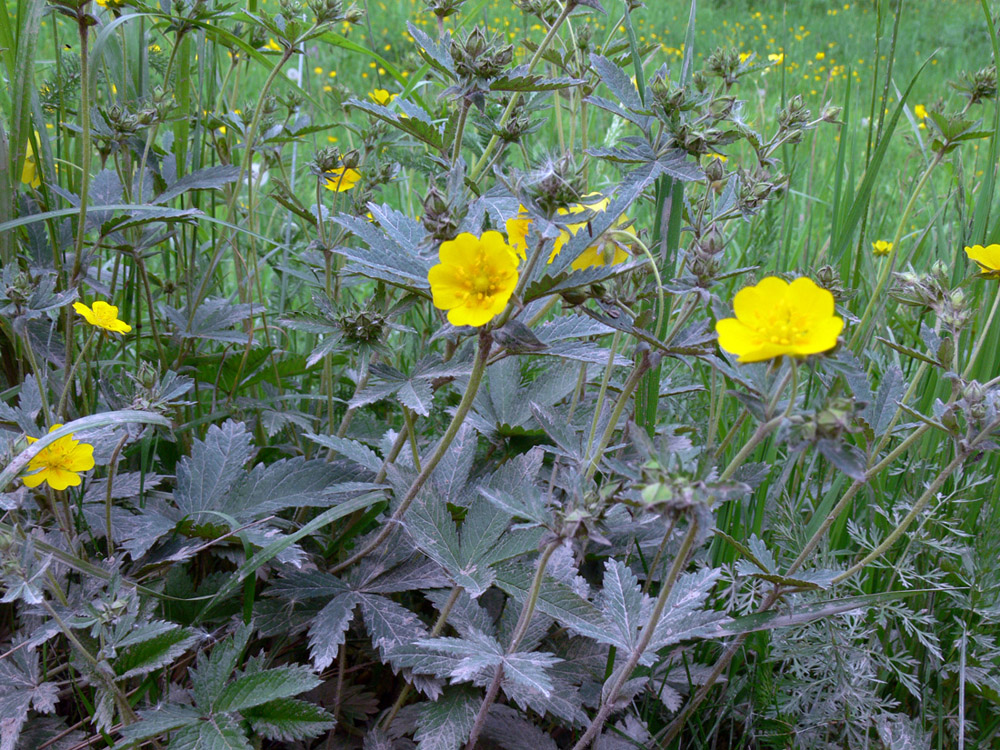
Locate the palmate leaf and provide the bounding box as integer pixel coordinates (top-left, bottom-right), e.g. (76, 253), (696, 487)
(113, 623), (199, 680)
(407, 494), (544, 598)
(174, 421), (254, 516)
(0, 643), (59, 750)
(589, 53), (645, 112)
(162, 298), (258, 344)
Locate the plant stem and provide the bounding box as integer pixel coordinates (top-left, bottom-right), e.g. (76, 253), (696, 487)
(381, 585), (463, 731)
(719, 363), (797, 482)
(850, 151), (943, 350)
(70, 14), (92, 287)
(571, 516), (700, 750)
(467, 1), (574, 182)
(330, 332), (492, 575)
(584, 350), (654, 481)
(465, 540), (561, 750)
(962, 283), (1000, 379)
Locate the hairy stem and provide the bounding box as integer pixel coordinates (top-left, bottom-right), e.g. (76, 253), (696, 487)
(571, 516), (700, 750)
(330, 332), (492, 575)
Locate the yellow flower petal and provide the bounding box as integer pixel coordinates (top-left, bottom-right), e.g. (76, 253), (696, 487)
(965, 244), (1000, 274)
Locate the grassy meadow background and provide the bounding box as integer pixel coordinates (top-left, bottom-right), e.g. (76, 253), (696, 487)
(3, 0), (1000, 748)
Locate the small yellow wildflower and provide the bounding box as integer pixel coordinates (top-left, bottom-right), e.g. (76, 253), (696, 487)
(369, 89), (397, 106)
(815, 51), (825, 61)
(23, 425), (95, 491)
(964, 244), (1000, 276)
(21, 139), (41, 189)
(768, 52), (785, 64)
(428, 232), (519, 327)
(314, 66), (324, 75)
(872, 240), (893, 256)
(264, 38), (282, 52)
(715, 277), (843, 363)
(73, 300), (132, 334)
(914, 104), (928, 119)
(323, 166), (361, 192)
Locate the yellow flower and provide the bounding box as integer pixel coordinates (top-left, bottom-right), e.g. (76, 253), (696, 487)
(871, 240), (893, 256)
(506, 194), (630, 270)
(428, 231), (519, 327)
(21, 138), (41, 189)
(964, 244), (1000, 276)
(768, 52), (785, 64)
(815, 51), (825, 60)
(707, 152), (728, 163)
(73, 300), (132, 334)
(914, 104), (928, 119)
(369, 89), (397, 106)
(264, 38), (282, 51)
(715, 276), (844, 363)
(323, 166), (361, 192)
(23, 425), (95, 491)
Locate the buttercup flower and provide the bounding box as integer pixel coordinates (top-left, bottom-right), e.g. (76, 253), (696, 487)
(715, 276), (844, 363)
(323, 166), (361, 192)
(872, 240), (893, 256)
(369, 89), (397, 106)
(428, 231), (519, 327)
(768, 52), (785, 64)
(964, 244), (1000, 276)
(23, 424), (95, 491)
(914, 104), (928, 119)
(73, 300), (132, 334)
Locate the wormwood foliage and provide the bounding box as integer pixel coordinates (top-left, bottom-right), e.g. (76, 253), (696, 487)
(2, 0), (1000, 748)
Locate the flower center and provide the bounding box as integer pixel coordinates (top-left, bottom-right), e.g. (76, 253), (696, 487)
(455, 255), (506, 305)
(757, 305), (808, 346)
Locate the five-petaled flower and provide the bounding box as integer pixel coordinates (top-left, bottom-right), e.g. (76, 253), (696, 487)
(369, 89), (397, 106)
(506, 195), (631, 271)
(872, 240), (893, 256)
(323, 166), (361, 193)
(964, 244), (1000, 277)
(23, 424), (95, 491)
(715, 276), (844, 363)
(73, 300), (132, 334)
(428, 231), (519, 327)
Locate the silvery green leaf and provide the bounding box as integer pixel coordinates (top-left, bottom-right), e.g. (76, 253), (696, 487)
(425, 588), (496, 639)
(162, 299), (257, 344)
(648, 569), (730, 653)
(494, 562), (605, 642)
(305, 433), (382, 474)
(86, 169), (122, 230)
(308, 592), (362, 671)
(0, 643), (59, 750)
(596, 559), (647, 652)
(363, 728), (394, 750)
(153, 165), (241, 204)
(413, 687), (478, 750)
(359, 594), (429, 661)
(481, 704), (559, 750)
(500, 651), (561, 697)
(430, 424), (476, 504)
(113, 704), (201, 748)
(589, 54), (644, 112)
(174, 421), (253, 516)
(863, 365), (905, 438)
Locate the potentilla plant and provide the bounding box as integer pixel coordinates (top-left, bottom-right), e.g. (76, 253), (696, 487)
(2, 0), (1000, 749)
